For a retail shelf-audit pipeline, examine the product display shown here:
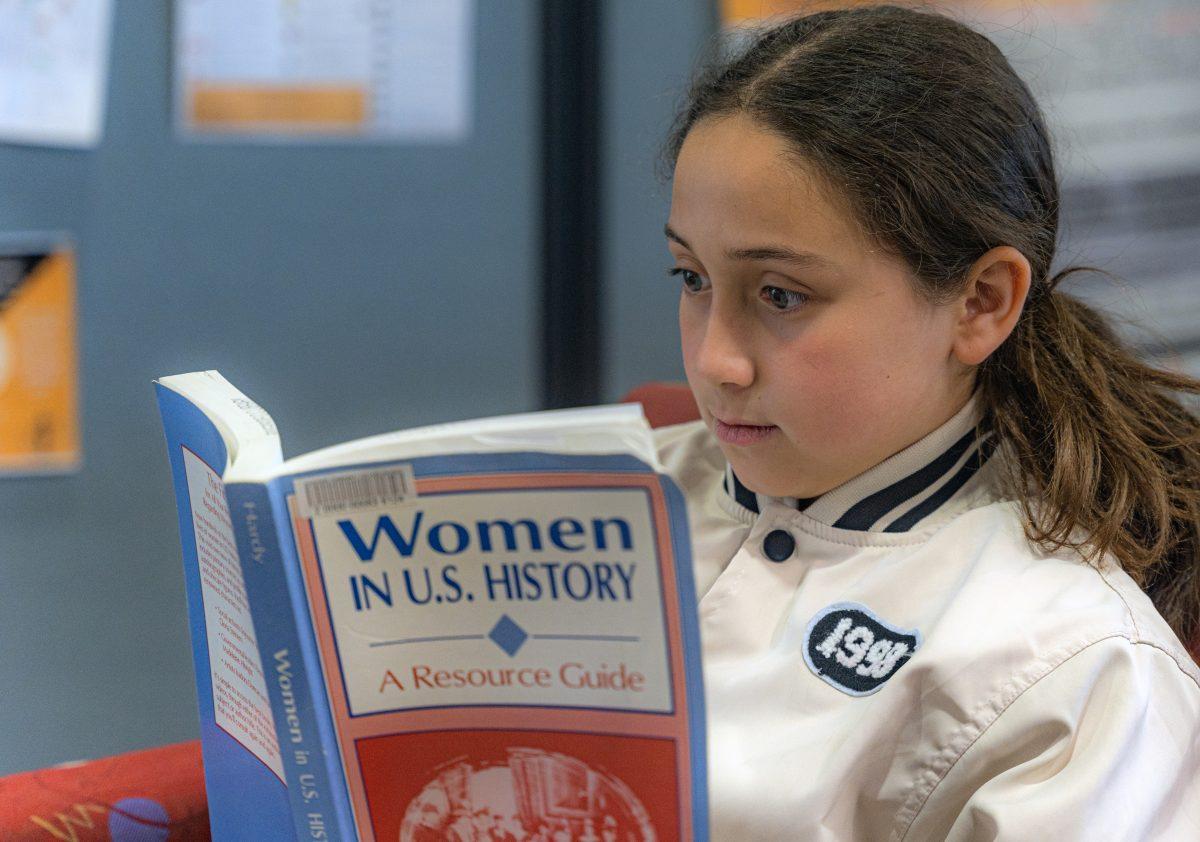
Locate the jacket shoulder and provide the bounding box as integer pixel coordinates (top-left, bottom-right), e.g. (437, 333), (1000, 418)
(920, 501), (1194, 669)
(897, 630), (1200, 840)
(894, 513), (1200, 837)
(1092, 560), (1200, 680)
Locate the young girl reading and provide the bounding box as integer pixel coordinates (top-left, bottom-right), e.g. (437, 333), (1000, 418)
(653, 5), (1200, 839)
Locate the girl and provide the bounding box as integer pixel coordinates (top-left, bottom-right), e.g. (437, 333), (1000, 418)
(653, 5), (1200, 839)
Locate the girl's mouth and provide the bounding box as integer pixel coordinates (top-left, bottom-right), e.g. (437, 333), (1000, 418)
(714, 418), (778, 446)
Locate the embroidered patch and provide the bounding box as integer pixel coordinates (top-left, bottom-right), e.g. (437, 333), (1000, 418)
(802, 602), (921, 696)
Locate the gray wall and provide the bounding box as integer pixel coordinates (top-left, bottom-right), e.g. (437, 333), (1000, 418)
(602, 2), (717, 401)
(0, 0), (544, 775)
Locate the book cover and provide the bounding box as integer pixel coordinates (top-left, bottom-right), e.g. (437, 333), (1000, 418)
(156, 372), (707, 841)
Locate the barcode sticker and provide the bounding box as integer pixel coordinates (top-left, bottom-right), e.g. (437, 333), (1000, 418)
(294, 464), (417, 519)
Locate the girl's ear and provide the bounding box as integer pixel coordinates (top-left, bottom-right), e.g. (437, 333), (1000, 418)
(953, 246), (1032, 366)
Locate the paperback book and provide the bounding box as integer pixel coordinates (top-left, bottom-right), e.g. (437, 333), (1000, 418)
(155, 371), (707, 841)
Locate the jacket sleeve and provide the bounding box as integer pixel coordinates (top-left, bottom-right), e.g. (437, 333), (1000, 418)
(900, 636), (1200, 841)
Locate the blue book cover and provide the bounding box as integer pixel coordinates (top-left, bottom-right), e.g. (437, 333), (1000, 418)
(156, 371), (707, 842)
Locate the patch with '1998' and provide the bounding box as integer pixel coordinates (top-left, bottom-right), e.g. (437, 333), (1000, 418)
(803, 602), (922, 696)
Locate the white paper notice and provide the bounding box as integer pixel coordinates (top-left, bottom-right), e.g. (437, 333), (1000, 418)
(183, 447), (285, 780)
(174, 0), (473, 142)
(0, 0), (113, 147)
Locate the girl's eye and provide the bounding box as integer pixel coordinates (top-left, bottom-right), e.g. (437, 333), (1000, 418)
(668, 267), (707, 293)
(761, 285), (809, 311)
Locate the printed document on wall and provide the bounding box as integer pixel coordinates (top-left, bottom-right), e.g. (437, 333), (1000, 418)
(0, 0), (114, 147)
(174, 0), (473, 142)
(0, 235), (81, 474)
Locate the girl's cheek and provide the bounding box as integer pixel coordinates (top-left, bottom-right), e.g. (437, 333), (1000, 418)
(679, 328), (703, 382)
(779, 328), (869, 395)
(776, 336), (883, 434)
(678, 295), (704, 347)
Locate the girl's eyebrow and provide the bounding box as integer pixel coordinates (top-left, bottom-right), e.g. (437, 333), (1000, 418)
(664, 223), (834, 269)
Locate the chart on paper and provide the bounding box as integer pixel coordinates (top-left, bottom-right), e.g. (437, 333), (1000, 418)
(174, 0), (473, 142)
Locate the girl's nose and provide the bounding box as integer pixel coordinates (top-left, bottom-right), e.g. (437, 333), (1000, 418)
(694, 305), (755, 389)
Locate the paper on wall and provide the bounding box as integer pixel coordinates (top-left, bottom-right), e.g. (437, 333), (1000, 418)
(174, 0), (473, 143)
(0, 0), (113, 148)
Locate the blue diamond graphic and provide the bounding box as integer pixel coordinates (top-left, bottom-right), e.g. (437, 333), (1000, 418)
(488, 615), (528, 657)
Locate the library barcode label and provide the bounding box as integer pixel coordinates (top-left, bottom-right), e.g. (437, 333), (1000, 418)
(295, 465), (417, 518)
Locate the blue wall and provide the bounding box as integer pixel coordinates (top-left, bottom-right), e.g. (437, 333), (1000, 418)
(603, 1), (717, 399)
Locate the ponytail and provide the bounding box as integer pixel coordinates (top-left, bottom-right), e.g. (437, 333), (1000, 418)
(978, 270), (1200, 650)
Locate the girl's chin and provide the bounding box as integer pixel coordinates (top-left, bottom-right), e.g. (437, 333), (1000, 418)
(725, 455), (781, 492)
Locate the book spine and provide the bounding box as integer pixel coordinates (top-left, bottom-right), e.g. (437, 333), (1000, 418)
(156, 384), (295, 839)
(227, 482), (351, 841)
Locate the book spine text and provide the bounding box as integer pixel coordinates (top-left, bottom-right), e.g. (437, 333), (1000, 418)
(228, 481), (349, 841)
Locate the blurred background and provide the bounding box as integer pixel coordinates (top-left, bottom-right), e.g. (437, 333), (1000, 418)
(0, 0), (1196, 777)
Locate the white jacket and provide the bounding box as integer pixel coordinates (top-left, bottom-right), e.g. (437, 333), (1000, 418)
(654, 398), (1200, 841)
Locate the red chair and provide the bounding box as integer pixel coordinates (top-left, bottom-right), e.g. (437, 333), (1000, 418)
(621, 381), (699, 429)
(0, 740), (209, 841)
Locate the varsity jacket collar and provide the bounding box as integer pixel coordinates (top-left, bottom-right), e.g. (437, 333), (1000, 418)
(721, 395), (997, 533)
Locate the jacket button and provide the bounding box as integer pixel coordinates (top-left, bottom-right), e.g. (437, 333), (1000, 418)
(762, 529), (795, 562)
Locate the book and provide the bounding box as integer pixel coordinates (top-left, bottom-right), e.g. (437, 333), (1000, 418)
(154, 371), (707, 842)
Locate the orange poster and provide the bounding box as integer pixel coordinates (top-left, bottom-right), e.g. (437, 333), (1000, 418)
(0, 242), (81, 473)
(720, 0), (1100, 26)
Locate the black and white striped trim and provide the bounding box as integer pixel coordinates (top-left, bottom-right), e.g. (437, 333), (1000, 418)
(722, 427), (997, 533)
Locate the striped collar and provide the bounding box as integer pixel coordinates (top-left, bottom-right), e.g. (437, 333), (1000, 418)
(721, 396), (997, 533)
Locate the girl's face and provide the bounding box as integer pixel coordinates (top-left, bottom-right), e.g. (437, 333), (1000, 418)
(667, 114), (975, 499)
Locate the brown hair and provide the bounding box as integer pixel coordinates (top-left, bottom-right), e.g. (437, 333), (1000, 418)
(664, 5), (1200, 649)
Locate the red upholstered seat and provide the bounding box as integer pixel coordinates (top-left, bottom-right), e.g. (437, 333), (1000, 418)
(621, 380), (699, 428)
(0, 740), (209, 841)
